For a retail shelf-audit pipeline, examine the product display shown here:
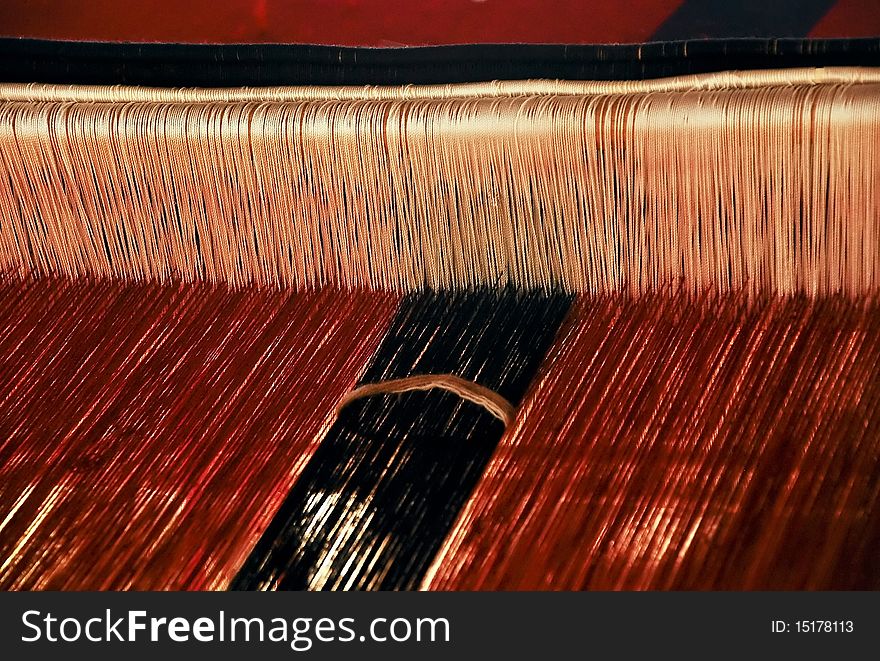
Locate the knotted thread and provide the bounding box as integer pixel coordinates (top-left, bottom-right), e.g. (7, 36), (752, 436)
(337, 374), (516, 426)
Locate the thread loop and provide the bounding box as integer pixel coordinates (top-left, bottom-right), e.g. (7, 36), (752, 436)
(337, 374), (516, 426)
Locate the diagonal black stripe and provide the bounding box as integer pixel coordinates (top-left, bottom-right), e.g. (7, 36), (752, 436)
(652, 0), (838, 40)
(230, 289), (572, 591)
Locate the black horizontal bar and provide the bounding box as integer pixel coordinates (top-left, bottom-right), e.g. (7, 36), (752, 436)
(0, 38), (879, 86)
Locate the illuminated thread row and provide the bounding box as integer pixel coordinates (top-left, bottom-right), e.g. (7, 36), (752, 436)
(0, 75), (878, 295)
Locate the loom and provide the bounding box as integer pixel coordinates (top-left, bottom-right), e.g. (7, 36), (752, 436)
(0, 3), (878, 591)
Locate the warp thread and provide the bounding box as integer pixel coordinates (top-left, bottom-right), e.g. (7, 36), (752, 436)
(0, 69), (878, 296)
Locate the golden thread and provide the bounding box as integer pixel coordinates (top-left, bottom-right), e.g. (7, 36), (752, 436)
(0, 68), (877, 296)
(337, 375), (516, 426)
(3, 67), (880, 102)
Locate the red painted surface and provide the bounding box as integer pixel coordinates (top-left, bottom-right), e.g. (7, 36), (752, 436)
(2, 2), (878, 46)
(0, 277), (398, 589)
(0, 0), (681, 45)
(810, 0), (880, 37)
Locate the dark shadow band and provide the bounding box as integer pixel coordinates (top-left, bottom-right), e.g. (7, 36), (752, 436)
(1, 38), (879, 86)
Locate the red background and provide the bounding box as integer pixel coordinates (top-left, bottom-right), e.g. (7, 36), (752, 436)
(1, 0), (878, 45)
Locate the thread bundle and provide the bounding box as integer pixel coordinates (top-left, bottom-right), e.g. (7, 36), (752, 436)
(0, 70), (878, 296)
(424, 292), (880, 590)
(0, 276), (398, 590)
